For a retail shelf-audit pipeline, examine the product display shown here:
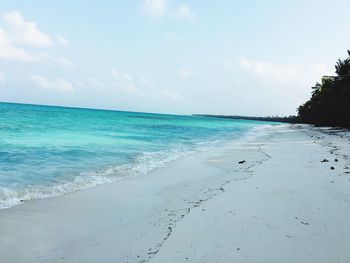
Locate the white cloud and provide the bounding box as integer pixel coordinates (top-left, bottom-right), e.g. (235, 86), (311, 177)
(38, 53), (71, 66)
(142, 1), (196, 21)
(239, 56), (295, 83)
(0, 27), (37, 62)
(112, 69), (138, 93)
(238, 56), (330, 86)
(157, 88), (184, 101)
(237, 56), (333, 111)
(177, 4), (195, 20)
(31, 75), (74, 92)
(0, 30), (71, 65)
(56, 35), (69, 47)
(178, 68), (192, 79)
(0, 12), (71, 65)
(75, 78), (106, 89)
(0, 71), (5, 83)
(2, 11), (53, 47)
(142, 0), (166, 19)
(111, 69), (184, 101)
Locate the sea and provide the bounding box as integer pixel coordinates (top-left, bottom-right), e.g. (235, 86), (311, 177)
(0, 102), (274, 208)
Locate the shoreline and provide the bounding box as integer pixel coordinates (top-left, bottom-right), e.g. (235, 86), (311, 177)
(1, 124), (350, 262)
(0, 123), (271, 210)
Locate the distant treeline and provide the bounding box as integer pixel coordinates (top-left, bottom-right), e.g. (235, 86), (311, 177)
(194, 114), (299, 124)
(297, 51), (350, 127)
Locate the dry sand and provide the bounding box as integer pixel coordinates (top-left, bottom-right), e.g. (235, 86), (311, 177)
(0, 124), (349, 263)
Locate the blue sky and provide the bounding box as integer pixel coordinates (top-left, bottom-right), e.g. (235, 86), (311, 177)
(0, 0), (349, 115)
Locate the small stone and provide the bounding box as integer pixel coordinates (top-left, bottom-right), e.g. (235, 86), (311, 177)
(238, 160), (246, 164)
(335, 159), (338, 162)
(321, 159), (329, 162)
(331, 166), (335, 170)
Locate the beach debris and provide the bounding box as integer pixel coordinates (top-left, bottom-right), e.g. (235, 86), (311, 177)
(331, 166), (335, 170)
(321, 159), (329, 162)
(301, 221), (309, 225)
(238, 160), (246, 164)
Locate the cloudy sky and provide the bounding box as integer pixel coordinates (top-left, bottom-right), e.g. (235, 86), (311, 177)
(0, 0), (349, 116)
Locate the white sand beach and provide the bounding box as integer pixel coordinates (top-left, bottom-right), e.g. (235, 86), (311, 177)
(1, 124), (350, 263)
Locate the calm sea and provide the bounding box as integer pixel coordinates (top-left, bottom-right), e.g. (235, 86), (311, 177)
(0, 102), (273, 208)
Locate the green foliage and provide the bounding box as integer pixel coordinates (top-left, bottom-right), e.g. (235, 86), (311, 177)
(297, 51), (350, 127)
(335, 50), (350, 78)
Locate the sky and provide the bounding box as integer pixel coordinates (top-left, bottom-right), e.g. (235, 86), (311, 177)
(0, 0), (350, 116)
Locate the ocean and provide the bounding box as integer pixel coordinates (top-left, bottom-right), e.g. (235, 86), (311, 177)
(0, 102), (273, 208)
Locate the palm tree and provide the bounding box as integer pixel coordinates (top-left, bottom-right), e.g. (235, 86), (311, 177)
(335, 50), (350, 78)
(298, 50), (350, 127)
(311, 82), (322, 96)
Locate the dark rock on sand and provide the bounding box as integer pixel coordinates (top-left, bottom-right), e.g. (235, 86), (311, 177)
(238, 160), (246, 164)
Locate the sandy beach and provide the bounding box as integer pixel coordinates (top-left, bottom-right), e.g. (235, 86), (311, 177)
(1, 124), (350, 263)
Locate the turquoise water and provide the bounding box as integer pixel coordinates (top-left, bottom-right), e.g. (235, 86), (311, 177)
(0, 102), (272, 208)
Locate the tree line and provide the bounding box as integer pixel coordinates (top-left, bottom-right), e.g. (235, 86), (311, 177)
(297, 51), (350, 127)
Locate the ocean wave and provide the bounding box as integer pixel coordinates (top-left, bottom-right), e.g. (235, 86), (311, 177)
(0, 138), (227, 209)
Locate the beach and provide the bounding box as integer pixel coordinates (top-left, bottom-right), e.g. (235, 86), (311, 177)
(1, 123), (350, 263)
